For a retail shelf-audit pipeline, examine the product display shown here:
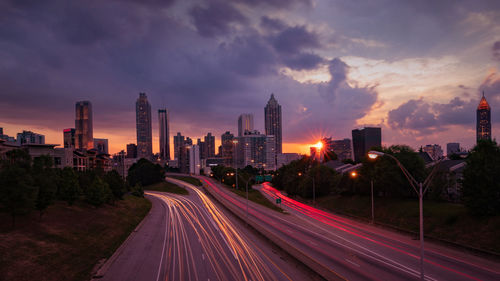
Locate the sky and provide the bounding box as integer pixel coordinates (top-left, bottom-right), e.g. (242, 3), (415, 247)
(1, 0), (500, 157)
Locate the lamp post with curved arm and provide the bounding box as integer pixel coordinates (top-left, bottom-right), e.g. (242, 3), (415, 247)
(368, 150), (441, 281)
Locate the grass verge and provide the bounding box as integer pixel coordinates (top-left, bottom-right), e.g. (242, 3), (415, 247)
(170, 175), (202, 186)
(0, 195), (151, 281)
(227, 187), (284, 213)
(315, 195), (500, 254)
(144, 181), (189, 195)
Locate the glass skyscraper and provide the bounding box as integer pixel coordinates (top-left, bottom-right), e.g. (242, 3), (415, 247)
(75, 101), (93, 150)
(158, 109), (170, 160)
(136, 93), (152, 159)
(264, 94), (282, 154)
(476, 92), (491, 143)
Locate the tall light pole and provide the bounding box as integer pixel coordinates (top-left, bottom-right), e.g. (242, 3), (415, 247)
(368, 150), (441, 281)
(233, 139), (239, 190)
(351, 170), (374, 223)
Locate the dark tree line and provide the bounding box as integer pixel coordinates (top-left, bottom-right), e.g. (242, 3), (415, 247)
(272, 141), (500, 216)
(0, 149), (128, 226)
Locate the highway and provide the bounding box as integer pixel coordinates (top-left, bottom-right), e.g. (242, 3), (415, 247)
(99, 178), (309, 281)
(201, 177), (500, 281)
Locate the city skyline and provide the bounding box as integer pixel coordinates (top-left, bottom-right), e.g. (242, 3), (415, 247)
(1, 0), (500, 156)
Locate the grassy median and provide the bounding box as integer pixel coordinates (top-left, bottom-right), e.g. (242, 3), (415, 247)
(228, 187), (284, 213)
(170, 175), (202, 186)
(144, 181), (189, 195)
(316, 195), (500, 254)
(0, 195), (151, 281)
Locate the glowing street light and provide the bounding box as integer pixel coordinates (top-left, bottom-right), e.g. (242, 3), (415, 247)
(298, 172), (302, 176)
(368, 150), (384, 159)
(367, 150), (441, 281)
(350, 171), (357, 178)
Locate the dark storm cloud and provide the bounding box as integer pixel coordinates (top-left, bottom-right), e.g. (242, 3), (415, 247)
(218, 33), (278, 76)
(493, 41), (500, 61)
(234, 0), (312, 9)
(387, 78), (500, 136)
(282, 52), (324, 70)
(271, 25), (321, 54)
(189, 1), (248, 37)
(0, 0), (383, 148)
(260, 16), (287, 32)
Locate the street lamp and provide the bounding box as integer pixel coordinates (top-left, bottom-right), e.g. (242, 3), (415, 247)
(367, 150), (440, 281)
(233, 139), (239, 190)
(350, 170), (374, 224)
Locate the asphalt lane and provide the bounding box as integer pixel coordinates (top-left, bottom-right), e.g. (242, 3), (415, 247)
(200, 177), (500, 281)
(100, 179), (309, 281)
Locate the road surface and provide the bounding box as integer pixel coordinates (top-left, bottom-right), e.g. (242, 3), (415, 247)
(98, 178), (310, 281)
(201, 177), (500, 281)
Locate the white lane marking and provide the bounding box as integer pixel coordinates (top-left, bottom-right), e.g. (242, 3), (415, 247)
(344, 259), (360, 267)
(307, 239), (317, 246)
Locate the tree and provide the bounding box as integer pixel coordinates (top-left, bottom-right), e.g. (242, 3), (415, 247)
(58, 167), (80, 205)
(298, 164), (336, 198)
(127, 159), (164, 187)
(104, 170), (126, 200)
(33, 155), (58, 219)
(0, 164), (36, 226)
(85, 177), (112, 207)
(131, 183), (144, 197)
(359, 145), (426, 198)
(462, 140), (500, 216)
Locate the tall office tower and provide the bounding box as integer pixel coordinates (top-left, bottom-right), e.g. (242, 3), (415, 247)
(158, 109), (170, 160)
(352, 127), (382, 162)
(446, 143), (460, 156)
(221, 131), (234, 166)
(265, 94), (282, 154)
(75, 101), (93, 150)
(93, 138), (109, 154)
(197, 138), (205, 159)
(477, 92), (491, 142)
(136, 93), (152, 159)
(173, 132), (185, 160)
(126, 143), (137, 158)
(235, 130), (275, 170)
(63, 128), (76, 148)
(204, 132), (215, 158)
(323, 138), (353, 161)
(17, 130), (45, 145)
(189, 145), (200, 175)
(238, 114), (254, 136)
(423, 144), (443, 161)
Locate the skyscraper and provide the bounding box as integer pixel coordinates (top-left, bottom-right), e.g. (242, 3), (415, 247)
(476, 92), (491, 143)
(352, 127), (381, 162)
(126, 143), (137, 158)
(265, 93), (282, 154)
(173, 132), (185, 160)
(136, 93), (152, 159)
(238, 114), (254, 136)
(75, 101), (93, 150)
(221, 131), (234, 166)
(235, 130), (275, 170)
(204, 132), (215, 158)
(158, 109), (170, 160)
(63, 128), (76, 148)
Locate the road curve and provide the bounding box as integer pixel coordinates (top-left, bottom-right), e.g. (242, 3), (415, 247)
(98, 178), (305, 281)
